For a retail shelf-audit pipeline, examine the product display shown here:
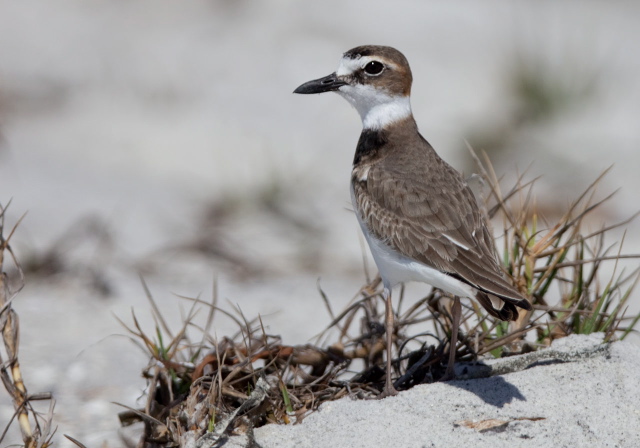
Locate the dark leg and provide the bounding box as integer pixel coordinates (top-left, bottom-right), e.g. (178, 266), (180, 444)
(379, 287), (398, 398)
(442, 296), (461, 381)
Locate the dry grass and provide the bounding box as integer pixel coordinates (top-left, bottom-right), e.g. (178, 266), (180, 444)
(0, 202), (55, 448)
(115, 157), (640, 447)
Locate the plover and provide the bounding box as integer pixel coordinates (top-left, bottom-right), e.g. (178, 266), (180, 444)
(294, 45), (532, 397)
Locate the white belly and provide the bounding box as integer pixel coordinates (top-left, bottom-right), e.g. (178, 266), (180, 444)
(351, 186), (476, 299)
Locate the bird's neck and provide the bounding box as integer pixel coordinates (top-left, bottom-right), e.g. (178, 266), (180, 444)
(353, 116), (418, 165)
(359, 95), (413, 131)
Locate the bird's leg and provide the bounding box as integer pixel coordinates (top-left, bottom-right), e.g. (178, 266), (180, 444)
(442, 296), (461, 381)
(379, 287), (398, 398)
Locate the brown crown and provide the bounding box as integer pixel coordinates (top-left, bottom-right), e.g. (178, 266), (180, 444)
(343, 45), (413, 96)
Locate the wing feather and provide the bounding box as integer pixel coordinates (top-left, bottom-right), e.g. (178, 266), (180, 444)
(352, 151), (531, 313)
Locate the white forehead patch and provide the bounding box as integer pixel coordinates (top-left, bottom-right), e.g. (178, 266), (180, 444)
(336, 55), (369, 76)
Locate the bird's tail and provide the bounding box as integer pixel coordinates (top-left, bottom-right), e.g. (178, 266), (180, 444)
(475, 290), (531, 321)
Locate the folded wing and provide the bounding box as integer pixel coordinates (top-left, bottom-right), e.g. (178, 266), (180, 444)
(352, 157), (532, 319)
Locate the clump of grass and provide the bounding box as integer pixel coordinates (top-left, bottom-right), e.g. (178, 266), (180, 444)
(116, 280), (362, 446)
(0, 202), (55, 448)
(470, 156), (640, 356)
(119, 160), (639, 447)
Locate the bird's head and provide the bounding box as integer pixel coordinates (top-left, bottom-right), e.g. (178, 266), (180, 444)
(294, 45), (413, 130)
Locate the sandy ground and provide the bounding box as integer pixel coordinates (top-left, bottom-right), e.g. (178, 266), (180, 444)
(1, 1), (639, 446)
(222, 334), (640, 448)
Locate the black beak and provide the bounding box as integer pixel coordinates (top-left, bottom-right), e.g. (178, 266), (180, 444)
(293, 72), (347, 94)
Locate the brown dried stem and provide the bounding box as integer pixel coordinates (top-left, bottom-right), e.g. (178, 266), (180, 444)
(0, 203), (55, 448)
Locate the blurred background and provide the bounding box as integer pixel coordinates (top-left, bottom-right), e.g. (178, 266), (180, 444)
(1, 1), (639, 445)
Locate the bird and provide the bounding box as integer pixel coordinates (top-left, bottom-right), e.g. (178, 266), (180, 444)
(294, 45), (532, 398)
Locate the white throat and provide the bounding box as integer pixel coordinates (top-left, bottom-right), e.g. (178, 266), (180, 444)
(337, 86), (412, 130)
(362, 95), (412, 130)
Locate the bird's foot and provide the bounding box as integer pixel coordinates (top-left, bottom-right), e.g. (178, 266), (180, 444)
(378, 384), (399, 399)
(440, 364), (456, 382)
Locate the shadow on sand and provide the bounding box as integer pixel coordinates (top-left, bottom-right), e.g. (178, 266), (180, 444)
(447, 374), (526, 408)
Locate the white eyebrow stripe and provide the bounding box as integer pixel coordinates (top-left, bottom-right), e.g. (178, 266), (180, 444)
(336, 56), (397, 76)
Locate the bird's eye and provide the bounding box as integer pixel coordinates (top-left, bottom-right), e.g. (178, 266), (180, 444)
(364, 61), (384, 76)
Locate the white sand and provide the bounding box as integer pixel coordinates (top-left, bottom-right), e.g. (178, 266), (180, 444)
(224, 334), (640, 448)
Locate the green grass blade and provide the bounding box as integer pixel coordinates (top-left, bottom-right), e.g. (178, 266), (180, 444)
(280, 381), (293, 414)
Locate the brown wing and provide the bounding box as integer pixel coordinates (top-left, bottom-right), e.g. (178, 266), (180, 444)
(352, 153), (531, 312)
